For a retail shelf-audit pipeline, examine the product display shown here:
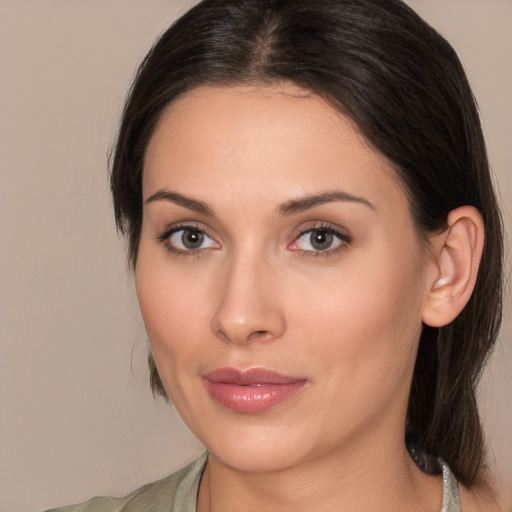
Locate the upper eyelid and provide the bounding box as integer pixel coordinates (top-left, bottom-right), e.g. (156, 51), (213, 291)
(158, 221), (213, 239)
(293, 221), (351, 240)
(298, 226), (349, 238)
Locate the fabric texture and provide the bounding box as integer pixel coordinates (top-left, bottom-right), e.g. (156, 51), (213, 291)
(43, 453), (208, 512)
(44, 453), (461, 511)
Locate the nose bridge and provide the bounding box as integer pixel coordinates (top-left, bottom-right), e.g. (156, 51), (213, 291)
(211, 245), (286, 344)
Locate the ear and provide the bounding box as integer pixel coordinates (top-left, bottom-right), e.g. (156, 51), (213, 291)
(422, 206), (485, 328)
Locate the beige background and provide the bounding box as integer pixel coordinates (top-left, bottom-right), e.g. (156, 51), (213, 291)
(0, 1), (510, 511)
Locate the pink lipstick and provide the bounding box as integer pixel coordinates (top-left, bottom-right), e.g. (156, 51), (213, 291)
(202, 367), (307, 413)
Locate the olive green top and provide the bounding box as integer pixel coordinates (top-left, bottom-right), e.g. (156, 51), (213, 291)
(44, 454), (208, 512)
(44, 453), (461, 512)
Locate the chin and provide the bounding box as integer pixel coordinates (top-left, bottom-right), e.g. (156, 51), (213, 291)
(210, 440), (303, 474)
(196, 419), (317, 474)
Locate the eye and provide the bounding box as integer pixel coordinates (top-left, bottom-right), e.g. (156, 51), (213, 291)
(289, 226), (350, 254)
(161, 226), (219, 253)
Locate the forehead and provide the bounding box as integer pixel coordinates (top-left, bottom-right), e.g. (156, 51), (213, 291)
(147, 83), (372, 165)
(143, 83), (405, 216)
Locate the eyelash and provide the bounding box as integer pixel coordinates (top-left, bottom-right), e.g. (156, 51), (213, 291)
(290, 223), (352, 258)
(157, 222), (352, 258)
(157, 223), (218, 258)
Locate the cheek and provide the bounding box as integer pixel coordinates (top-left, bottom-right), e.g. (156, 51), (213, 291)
(136, 241), (208, 337)
(136, 266), (177, 346)
(135, 259), (199, 406)
(135, 248), (198, 365)
(289, 242), (426, 392)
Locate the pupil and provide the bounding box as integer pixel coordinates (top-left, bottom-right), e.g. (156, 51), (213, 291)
(182, 230), (203, 249)
(311, 230), (333, 250)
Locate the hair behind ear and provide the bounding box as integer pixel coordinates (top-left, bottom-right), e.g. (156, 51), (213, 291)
(408, 204), (502, 487)
(149, 351), (169, 400)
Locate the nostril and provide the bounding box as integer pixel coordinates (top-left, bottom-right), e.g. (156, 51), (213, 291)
(247, 330), (273, 342)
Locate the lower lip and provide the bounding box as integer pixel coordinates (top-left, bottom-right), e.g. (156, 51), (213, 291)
(203, 380), (307, 413)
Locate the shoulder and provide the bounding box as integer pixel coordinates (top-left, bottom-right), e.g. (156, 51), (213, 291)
(43, 453), (208, 512)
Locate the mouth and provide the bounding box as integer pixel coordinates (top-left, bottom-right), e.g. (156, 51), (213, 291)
(202, 367), (308, 413)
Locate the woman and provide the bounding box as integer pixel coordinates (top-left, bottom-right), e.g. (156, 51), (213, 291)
(47, 0), (506, 510)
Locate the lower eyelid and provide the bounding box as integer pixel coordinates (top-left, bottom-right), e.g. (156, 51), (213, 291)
(297, 247), (346, 259)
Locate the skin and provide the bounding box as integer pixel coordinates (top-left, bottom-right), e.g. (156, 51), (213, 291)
(136, 83), (485, 511)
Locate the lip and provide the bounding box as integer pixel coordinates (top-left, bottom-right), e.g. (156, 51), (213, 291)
(202, 367), (308, 413)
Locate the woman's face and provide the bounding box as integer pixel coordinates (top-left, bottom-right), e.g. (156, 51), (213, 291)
(136, 84), (435, 473)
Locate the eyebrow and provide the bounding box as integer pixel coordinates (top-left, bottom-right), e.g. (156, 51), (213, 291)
(145, 190), (214, 216)
(278, 191), (375, 216)
(145, 189), (374, 217)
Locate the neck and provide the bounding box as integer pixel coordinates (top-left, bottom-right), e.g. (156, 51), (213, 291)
(197, 433), (443, 512)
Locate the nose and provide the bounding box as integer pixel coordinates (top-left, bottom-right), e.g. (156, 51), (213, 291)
(210, 252), (286, 345)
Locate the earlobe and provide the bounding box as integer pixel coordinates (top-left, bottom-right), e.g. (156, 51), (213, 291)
(422, 206), (485, 328)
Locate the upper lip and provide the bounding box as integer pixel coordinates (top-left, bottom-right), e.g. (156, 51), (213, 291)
(203, 367), (305, 385)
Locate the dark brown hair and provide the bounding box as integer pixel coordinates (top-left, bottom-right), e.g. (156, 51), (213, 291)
(110, 0), (503, 487)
